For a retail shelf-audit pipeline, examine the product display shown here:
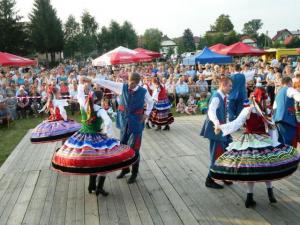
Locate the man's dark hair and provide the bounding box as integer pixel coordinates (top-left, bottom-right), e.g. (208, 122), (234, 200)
(281, 76), (292, 85)
(235, 64), (241, 71)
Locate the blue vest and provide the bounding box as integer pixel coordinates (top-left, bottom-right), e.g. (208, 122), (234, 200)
(200, 92), (227, 141)
(119, 84), (146, 134)
(229, 73), (246, 100)
(273, 87), (297, 127)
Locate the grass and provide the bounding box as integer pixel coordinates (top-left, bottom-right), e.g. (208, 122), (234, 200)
(0, 112), (82, 167)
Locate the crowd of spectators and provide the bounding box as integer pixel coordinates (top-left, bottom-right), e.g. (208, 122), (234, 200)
(0, 57), (300, 126)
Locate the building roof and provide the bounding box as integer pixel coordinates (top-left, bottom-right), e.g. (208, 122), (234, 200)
(272, 29), (292, 41)
(291, 30), (300, 35)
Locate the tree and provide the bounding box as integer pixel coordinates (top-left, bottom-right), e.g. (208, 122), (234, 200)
(79, 10), (98, 57)
(223, 31), (240, 45)
(121, 21), (138, 49)
(256, 33), (272, 48)
(63, 15), (81, 57)
(29, 0), (64, 63)
(142, 28), (162, 52)
(210, 14), (234, 32)
(182, 28), (196, 52)
(81, 10), (98, 36)
(242, 19), (263, 37)
(0, 0), (30, 55)
(108, 20), (123, 49)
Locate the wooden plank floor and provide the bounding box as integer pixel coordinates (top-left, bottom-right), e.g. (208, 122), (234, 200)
(0, 116), (300, 225)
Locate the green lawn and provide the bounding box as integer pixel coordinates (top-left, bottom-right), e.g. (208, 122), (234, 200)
(0, 113), (82, 166)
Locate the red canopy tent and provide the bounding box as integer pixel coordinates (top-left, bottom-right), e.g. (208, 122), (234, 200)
(220, 42), (266, 56)
(92, 46), (152, 66)
(0, 52), (36, 67)
(209, 43), (228, 54)
(134, 48), (161, 58)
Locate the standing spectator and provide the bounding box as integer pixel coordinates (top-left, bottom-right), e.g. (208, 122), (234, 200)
(228, 64), (247, 121)
(266, 67), (276, 105)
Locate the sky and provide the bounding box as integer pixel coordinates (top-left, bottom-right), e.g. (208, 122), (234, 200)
(16, 0), (300, 38)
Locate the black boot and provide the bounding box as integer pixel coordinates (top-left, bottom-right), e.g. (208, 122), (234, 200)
(163, 124), (170, 131)
(96, 176), (109, 196)
(155, 126), (161, 131)
(245, 193), (256, 208)
(267, 188), (277, 203)
(205, 177), (223, 189)
(128, 162), (139, 184)
(88, 176), (97, 193)
(116, 168), (130, 179)
(145, 122), (151, 129)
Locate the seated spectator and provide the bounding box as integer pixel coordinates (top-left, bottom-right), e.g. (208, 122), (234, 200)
(6, 89), (17, 120)
(60, 81), (69, 98)
(94, 83), (103, 105)
(0, 95), (10, 125)
(196, 74), (209, 93)
(69, 81), (79, 115)
(187, 77), (199, 97)
(210, 74), (219, 96)
(197, 92), (209, 114)
(16, 88), (30, 119)
(175, 77), (189, 102)
(185, 95), (197, 114)
(176, 98), (186, 114)
(29, 86), (42, 117)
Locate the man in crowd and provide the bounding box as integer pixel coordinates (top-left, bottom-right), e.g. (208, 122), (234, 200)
(228, 64), (247, 121)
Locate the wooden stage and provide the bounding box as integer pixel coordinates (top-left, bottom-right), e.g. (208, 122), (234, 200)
(0, 116), (300, 225)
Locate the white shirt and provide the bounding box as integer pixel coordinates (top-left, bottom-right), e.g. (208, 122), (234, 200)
(273, 87), (300, 109)
(208, 90), (226, 126)
(218, 106), (281, 147)
(95, 79), (154, 116)
(243, 70), (256, 82)
(52, 99), (68, 121)
(77, 84), (113, 137)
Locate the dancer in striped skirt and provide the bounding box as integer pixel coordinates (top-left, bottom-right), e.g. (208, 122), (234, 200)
(212, 88), (300, 208)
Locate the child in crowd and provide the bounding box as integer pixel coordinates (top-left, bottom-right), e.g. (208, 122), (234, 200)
(293, 72), (300, 112)
(185, 95), (197, 114)
(176, 98), (186, 114)
(197, 92), (209, 114)
(274, 72), (283, 94)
